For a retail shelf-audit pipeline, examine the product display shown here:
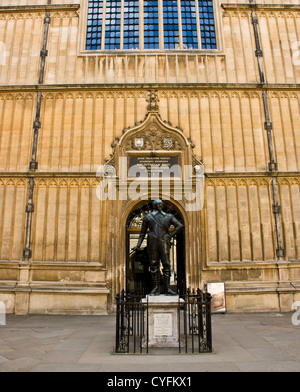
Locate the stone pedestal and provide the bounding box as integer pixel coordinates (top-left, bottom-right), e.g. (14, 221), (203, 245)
(142, 295), (184, 348)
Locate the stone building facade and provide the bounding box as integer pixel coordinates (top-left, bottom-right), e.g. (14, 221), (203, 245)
(0, 0), (299, 314)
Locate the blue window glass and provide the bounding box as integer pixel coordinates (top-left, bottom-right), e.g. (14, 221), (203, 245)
(105, 0), (122, 49)
(86, 0), (104, 50)
(124, 0), (140, 49)
(86, 0), (217, 51)
(163, 1), (179, 49)
(198, 0), (216, 49)
(181, 0), (198, 49)
(144, 0), (159, 49)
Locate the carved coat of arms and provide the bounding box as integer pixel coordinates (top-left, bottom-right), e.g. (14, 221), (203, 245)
(134, 138), (144, 148)
(163, 138), (174, 149)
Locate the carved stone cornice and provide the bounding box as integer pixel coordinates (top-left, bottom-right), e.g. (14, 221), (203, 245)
(0, 4), (80, 21)
(222, 4), (300, 19)
(0, 4), (80, 14)
(0, 83), (299, 93)
(0, 171), (299, 179)
(222, 3), (300, 12)
(205, 171), (300, 179)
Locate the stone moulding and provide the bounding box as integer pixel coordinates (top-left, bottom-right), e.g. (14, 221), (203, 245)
(0, 4), (80, 14)
(0, 84), (299, 94)
(221, 4), (300, 12)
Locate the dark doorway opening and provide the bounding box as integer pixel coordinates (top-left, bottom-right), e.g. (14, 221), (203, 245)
(126, 200), (186, 297)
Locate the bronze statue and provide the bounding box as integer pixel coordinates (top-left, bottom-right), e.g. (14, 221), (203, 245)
(132, 199), (184, 295)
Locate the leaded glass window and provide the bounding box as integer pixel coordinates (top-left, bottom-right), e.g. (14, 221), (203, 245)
(144, 0), (159, 49)
(163, 0), (179, 49)
(181, 0), (198, 49)
(198, 0), (216, 49)
(86, 0), (217, 51)
(124, 0), (140, 49)
(86, 0), (104, 50)
(105, 0), (122, 49)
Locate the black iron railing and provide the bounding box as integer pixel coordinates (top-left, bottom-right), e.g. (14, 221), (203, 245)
(115, 291), (146, 354)
(184, 289), (212, 354)
(115, 289), (212, 354)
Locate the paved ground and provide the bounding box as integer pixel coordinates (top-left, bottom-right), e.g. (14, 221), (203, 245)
(0, 312), (300, 372)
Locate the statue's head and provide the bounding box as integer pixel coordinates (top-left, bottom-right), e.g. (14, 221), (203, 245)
(153, 199), (163, 211)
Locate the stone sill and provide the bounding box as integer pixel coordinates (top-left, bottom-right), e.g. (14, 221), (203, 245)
(225, 284), (300, 295)
(0, 261), (106, 268)
(0, 281), (109, 292)
(79, 49), (223, 56)
(28, 284), (110, 293)
(205, 261), (300, 272)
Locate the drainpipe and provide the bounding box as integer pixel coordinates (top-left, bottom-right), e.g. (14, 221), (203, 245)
(23, 1), (51, 262)
(250, 1), (285, 260)
(249, 1), (292, 311)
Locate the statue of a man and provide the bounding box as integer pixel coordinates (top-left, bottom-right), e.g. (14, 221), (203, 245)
(132, 199), (184, 295)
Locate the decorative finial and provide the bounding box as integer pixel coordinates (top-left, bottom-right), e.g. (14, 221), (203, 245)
(147, 90), (159, 112)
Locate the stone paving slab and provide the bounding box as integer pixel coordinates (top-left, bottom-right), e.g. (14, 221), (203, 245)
(0, 313), (299, 372)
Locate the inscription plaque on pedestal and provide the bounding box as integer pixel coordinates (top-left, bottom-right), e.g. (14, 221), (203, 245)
(142, 295), (184, 348)
(153, 313), (173, 337)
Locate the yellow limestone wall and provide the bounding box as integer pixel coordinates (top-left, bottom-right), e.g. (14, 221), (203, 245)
(0, 0), (299, 314)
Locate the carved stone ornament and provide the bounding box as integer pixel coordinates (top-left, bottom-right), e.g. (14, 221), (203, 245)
(104, 91), (203, 172)
(163, 138), (174, 149)
(134, 138), (144, 149)
(126, 127), (182, 152)
(147, 90), (159, 112)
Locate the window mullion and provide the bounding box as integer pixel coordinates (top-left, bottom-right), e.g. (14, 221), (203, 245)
(139, 0), (144, 50)
(101, 0), (107, 50)
(177, 0), (183, 50)
(121, 0), (124, 50)
(158, 0), (164, 50)
(195, 0), (202, 50)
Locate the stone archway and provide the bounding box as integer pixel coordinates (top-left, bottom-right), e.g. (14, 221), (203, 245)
(125, 199), (186, 297)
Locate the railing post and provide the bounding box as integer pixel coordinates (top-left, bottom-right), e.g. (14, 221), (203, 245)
(197, 289), (202, 353)
(139, 298), (143, 353)
(115, 293), (120, 353)
(178, 296), (181, 354)
(146, 296), (149, 354)
(184, 292), (188, 353)
(206, 292), (213, 353)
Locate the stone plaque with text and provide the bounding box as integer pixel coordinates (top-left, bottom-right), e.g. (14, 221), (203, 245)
(129, 155), (180, 177)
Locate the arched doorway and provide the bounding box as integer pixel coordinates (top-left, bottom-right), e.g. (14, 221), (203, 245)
(126, 200), (186, 297)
